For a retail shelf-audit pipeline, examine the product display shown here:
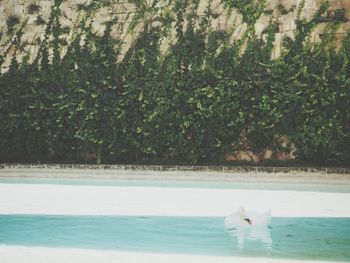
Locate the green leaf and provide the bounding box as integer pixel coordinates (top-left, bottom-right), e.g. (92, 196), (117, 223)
(138, 89), (144, 101)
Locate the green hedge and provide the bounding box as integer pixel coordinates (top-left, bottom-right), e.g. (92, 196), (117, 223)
(0, 1), (349, 165)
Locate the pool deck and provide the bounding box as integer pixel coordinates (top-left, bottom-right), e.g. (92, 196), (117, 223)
(0, 246), (341, 263)
(1, 165), (350, 263)
(1, 182), (349, 217)
(1, 166), (350, 217)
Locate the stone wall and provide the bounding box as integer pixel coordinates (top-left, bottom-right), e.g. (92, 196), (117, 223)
(1, 163), (350, 176)
(0, 0), (349, 70)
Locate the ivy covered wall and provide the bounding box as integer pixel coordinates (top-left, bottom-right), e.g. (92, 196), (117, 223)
(1, 0), (349, 69)
(0, 0), (349, 165)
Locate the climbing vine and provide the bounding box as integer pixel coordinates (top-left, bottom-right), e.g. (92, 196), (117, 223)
(221, 0), (266, 25)
(0, 0), (349, 165)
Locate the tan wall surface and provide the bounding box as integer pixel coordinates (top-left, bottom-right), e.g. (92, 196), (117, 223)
(1, 0), (349, 70)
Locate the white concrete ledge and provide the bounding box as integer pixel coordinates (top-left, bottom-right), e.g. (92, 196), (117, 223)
(0, 246), (339, 263)
(1, 183), (349, 217)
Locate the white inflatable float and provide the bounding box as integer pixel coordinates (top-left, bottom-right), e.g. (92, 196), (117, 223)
(225, 207), (272, 249)
(225, 207), (271, 228)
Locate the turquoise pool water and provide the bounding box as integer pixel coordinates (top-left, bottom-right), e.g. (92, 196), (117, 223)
(1, 215), (350, 261)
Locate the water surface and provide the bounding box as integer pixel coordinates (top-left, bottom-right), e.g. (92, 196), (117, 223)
(1, 215), (349, 261)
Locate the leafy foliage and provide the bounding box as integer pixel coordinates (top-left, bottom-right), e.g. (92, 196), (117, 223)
(221, 0), (266, 25)
(6, 15), (21, 33)
(27, 3), (41, 14)
(0, 1), (349, 165)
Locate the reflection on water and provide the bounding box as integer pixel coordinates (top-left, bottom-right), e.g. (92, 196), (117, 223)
(227, 226), (272, 250)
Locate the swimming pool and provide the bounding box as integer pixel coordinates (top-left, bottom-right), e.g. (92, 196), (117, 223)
(1, 176), (350, 262)
(1, 215), (350, 261)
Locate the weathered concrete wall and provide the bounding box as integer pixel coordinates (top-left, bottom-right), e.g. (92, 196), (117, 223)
(0, 0), (349, 69)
